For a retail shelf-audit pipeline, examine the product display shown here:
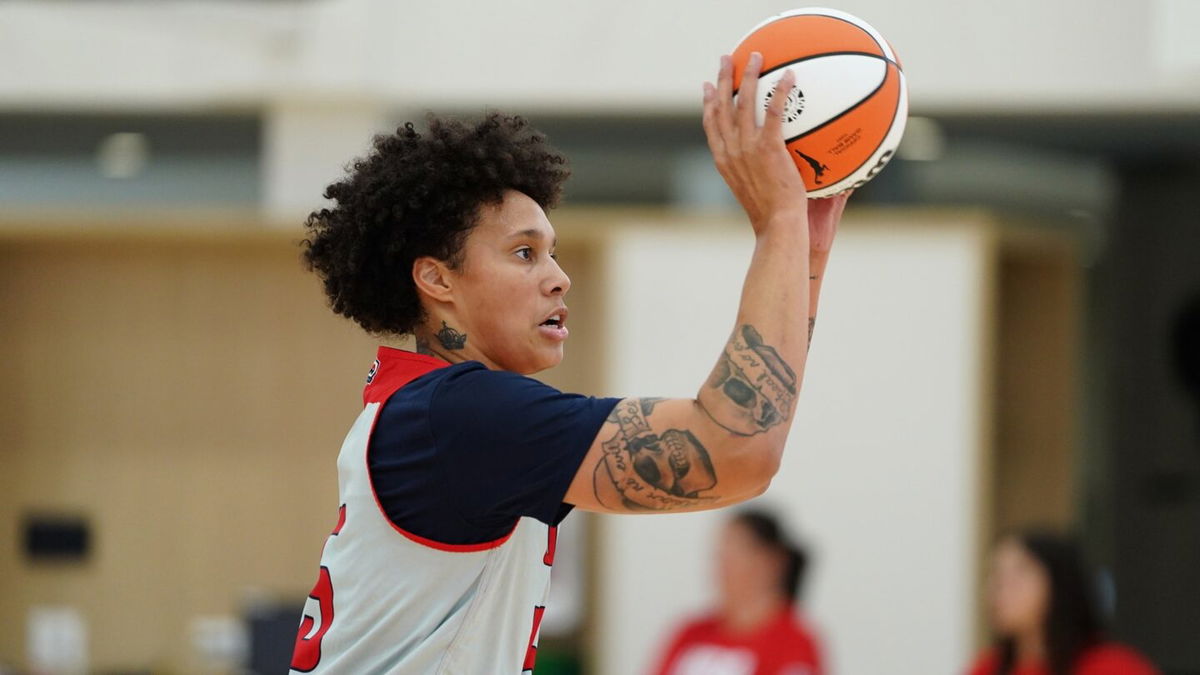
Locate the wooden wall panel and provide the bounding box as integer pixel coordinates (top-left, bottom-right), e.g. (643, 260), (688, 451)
(992, 244), (1080, 536)
(0, 234), (383, 671)
(0, 227), (604, 672)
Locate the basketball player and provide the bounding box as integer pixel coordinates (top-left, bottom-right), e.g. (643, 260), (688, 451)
(290, 53), (849, 674)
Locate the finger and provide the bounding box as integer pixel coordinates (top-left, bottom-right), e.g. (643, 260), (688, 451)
(701, 82), (727, 160)
(714, 55), (736, 139)
(736, 52), (762, 134)
(828, 190), (851, 216)
(763, 69), (794, 138)
(808, 190), (849, 223)
(828, 191), (850, 226)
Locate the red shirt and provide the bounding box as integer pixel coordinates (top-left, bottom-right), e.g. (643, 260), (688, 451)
(653, 608), (823, 675)
(967, 643), (1159, 675)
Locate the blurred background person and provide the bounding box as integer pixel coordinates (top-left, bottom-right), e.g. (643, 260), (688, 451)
(968, 530), (1158, 675)
(651, 509), (822, 675)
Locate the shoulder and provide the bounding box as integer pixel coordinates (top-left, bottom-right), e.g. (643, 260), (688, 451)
(773, 611), (823, 665)
(429, 361), (564, 407)
(671, 613), (723, 642)
(775, 610), (821, 648)
(965, 648), (999, 675)
(426, 362), (617, 443)
(1077, 642), (1159, 675)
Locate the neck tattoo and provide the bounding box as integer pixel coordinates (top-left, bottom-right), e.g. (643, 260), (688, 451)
(414, 335), (435, 356)
(435, 321), (467, 350)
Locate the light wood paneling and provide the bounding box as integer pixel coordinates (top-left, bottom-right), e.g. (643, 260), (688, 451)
(0, 227), (602, 672)
(991, 241), (1080, 534)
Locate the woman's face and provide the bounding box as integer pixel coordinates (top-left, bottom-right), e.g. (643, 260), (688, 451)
(444, 190), (571, 375)
(987, 538), (1050, 637)
(716, 520), (782, 604)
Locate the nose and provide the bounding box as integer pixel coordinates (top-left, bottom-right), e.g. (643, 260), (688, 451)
(545, 257), (571, 296)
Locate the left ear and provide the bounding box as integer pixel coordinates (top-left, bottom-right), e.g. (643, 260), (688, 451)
(411, 256), (456, 305)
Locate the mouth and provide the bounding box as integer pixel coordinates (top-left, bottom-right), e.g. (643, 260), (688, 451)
(538, 307), (570, 341)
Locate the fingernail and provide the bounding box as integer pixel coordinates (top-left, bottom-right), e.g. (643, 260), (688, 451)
(751, 51), (762, 65)
(703, 82), (713, 99)
(720, 54), (730, 70)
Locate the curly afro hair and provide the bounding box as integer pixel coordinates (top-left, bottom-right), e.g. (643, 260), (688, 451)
(301, 112), (570, 336)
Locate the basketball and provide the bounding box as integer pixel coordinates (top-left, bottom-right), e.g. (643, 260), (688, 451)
(731, 7), (908, 197)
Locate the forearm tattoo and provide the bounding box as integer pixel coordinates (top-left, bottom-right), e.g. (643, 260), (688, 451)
(698, 324), (797, 436)
(808, 317), (816, 348)
(435, 321), (467, 350)
(593, 398), (718, 511)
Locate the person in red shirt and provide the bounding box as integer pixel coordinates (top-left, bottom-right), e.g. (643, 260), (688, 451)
(652, 510), (823, 675)
(967, 530), (1158, 675)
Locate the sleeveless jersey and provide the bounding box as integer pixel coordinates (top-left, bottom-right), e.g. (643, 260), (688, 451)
(291, 347), (616, 674)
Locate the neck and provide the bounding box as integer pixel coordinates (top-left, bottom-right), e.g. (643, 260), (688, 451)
(1014, 629), (1046, 664)
(721, 591), (787, 635)
(412, 319), (497, 369)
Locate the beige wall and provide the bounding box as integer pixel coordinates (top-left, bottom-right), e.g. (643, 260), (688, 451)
(0, 230), (374, 671)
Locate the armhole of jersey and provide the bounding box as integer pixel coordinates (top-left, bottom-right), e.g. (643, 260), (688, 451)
(365, 377), (519, 553)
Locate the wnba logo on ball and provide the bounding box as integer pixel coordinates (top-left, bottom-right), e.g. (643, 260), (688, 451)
(764, 83), (804, 123)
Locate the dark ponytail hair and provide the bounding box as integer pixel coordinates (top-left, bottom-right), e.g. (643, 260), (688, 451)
(732, 510), (809, 603)
(995, 530), (1105, 675)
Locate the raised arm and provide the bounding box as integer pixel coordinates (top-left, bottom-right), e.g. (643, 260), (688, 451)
(564, 53), (849, 514)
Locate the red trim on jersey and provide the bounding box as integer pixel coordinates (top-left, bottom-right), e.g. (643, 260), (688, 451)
(543, 527), (558, 566)
(332, 504), (346, 535)
(363, 346), (451, 406)
(362, 346), (519, 553)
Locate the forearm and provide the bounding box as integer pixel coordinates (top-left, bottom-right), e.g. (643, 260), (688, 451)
(697, 215), (811, 444)
(807, 249), (832, 348)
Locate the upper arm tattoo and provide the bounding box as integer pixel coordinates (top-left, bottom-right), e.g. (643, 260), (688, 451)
(698, 324), (796, 436)
(593, 398), (718, 511)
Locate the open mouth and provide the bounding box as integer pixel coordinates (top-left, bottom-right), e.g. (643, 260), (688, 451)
(539, 308), (567, 328)
(538, 309), (569, 341)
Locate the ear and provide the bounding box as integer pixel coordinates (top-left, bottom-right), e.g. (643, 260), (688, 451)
(412, 256), (456, 304)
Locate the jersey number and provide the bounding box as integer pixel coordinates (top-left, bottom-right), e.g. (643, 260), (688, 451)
(291, 506), (344, 672)
(522, 605), (546, 672)
(292, 566), (334, 672)
(523, 527), (558, 671)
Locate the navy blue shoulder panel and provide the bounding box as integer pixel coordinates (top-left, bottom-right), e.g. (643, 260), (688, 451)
(368, 361), (619, 546)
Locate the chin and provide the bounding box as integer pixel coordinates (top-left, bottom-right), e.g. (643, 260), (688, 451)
(494, 346), (563, 375)
(519, 349), (564, 375)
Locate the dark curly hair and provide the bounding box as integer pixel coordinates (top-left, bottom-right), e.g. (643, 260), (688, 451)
(301, 112), (570, 335)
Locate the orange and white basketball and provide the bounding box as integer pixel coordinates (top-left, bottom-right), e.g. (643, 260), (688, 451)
(732, 7), (908, 198)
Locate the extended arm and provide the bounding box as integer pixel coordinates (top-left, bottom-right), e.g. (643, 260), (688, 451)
(565, 53), (848, 513)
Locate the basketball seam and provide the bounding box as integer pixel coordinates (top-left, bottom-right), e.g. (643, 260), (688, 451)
(781, 63), (892, 145)
(768, 50), (899, 74)
(731, 51), (896, 98)
(815, 13), (894, 63)
(730, 9), (897, 63)
(821, 65), (906, 195)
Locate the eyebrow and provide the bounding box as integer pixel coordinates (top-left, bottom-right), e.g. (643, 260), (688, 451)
(509, 228), (557, 247)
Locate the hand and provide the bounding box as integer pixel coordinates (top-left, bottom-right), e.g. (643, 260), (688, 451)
(702, 53), (808, 235)
(807, 191), (850, 256)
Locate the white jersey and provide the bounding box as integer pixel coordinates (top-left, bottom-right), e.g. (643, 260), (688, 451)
(290, 347), (616, 674)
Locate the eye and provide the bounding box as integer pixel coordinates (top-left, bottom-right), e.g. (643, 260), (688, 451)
(515, 246), (533, 261)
